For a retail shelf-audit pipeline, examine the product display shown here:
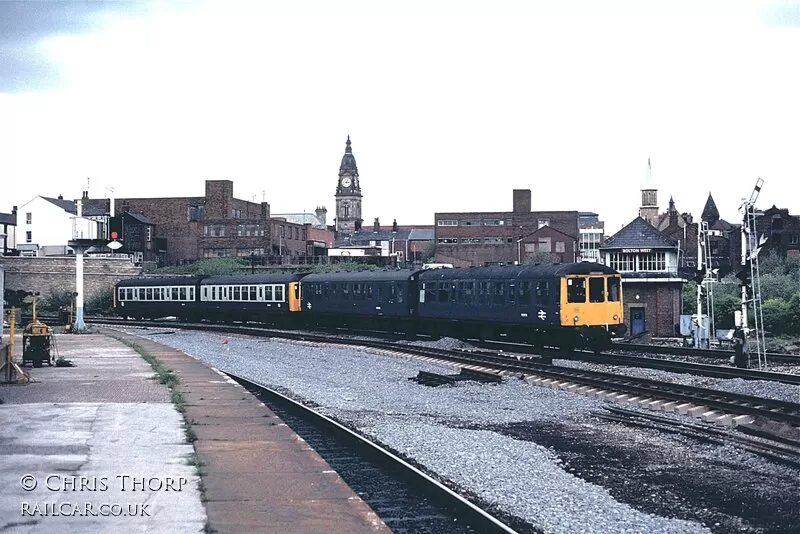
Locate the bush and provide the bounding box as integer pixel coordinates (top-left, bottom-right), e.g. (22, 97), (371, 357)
(155, 258), (247, 276)
(40, 289), (74, 312)
(525, 250), (559, 265)
(86, 287), (114, 314)
(761, 298), (793, 335)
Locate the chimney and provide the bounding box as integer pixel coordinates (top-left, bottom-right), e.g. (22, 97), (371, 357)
(355, 219), (362, 231)
(373, 217), (380, 232)
(513, 189), (532, 213)
(82, 191), (89, 200)
(392, 219), (398, 232)
(58, 194), (63, 200)
(315, 206), (327, 227)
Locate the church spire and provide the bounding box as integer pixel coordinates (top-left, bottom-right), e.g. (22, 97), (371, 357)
(339, 135), (359, 176)
(701, 192), (720, 226)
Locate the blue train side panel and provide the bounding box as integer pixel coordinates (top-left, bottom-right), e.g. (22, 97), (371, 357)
(301, 270), (422, 318)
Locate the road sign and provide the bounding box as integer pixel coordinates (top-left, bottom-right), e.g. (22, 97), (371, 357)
(107, 240), (123, 250)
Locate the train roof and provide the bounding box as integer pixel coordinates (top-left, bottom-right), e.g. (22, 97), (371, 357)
(300, 269), (424, 283)
(201, 273), (306, 285)
(418, 263), (619, 281)
(116, 276), (204, 287)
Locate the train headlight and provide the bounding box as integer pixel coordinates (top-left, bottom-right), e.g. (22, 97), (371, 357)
(573, 315), (579, 323)
(613, 314), (619, 321)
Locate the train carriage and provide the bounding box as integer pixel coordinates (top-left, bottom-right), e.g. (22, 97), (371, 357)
(115, 276), (204, 320)
(417, 263), (624, 350)
(199, 273), (304, 323)
(300, 270), (423, 328)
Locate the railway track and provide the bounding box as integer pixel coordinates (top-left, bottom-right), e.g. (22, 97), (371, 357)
(84, 318), (800, 430)
(226, 371), (522, 534)
(612, 341), (800, 365)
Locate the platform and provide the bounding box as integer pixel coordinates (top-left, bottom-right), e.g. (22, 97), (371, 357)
(0, 331), (388, 533)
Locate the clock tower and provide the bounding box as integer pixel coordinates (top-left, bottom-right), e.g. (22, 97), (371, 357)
(335, 135), (362, 235)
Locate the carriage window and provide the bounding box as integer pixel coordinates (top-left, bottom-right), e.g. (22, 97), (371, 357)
(145, 288), (153, 300)
(366, 285), (373, 300)
(536, 281), (550, 305)
(189, 287), (194, 300)
(211, 287), (216, 300)
(424, 282), (437, 304)
(233, 287), (241, 300)
(179, 287), (187, 300)
(250, 286), (257, 300)
(342, 284), (350, 298)
(493, 282), (505, 304)
(139, 288), (146, 300)
(518, 281), (531, 304)
(376, 284), (383, 301)
(396, 284), (404, 303)
(508, 284), (516, 304)
(438, 284), (450, 303)
(265, 286), (273, 300)
(478, 282), (489, 304)
(608, 276), (621, 302)
(275, 285), (284, 301)
(389, 284), (396, 302)
(464, 281), (474, 304)
(589, 277), (606, 303)
(567, 278), (586, 303)
(258, 286), (263, 300)
(154, 288), (161, 300)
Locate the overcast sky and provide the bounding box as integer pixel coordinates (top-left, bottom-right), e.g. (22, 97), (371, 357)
(2, 0), (799, 233)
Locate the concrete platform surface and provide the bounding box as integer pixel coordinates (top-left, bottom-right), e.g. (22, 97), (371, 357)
(0, 334), (205, 533)
(1, 330), (390, 534)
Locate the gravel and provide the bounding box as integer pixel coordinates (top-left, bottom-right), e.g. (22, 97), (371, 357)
(118, 327), (800, 534)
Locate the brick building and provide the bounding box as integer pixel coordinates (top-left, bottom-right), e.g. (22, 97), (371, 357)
(114, 180), (309, 265)
(601, 216), (684, 338)
(754, 205), (800, 258)
(335, 218), (434, 266)
(433, 189), (579, 267)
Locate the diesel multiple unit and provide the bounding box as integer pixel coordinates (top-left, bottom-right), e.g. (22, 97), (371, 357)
(115, 263), (626, 351)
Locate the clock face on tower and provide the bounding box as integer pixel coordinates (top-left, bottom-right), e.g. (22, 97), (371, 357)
(341, 176), (352, 188)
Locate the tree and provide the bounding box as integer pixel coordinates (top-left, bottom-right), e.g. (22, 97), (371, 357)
(421, 241), (436, 263)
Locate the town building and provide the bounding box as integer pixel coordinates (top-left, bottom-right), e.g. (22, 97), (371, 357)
(14, 194), (106, 256)
(600, 216), (684, 339)
(754, 205), (800, 258)
(578, 212), (604, 262)
(433, 189), (579, 267)
(333, 218), (434, 266)
(114, 180), (308, 265)
(0, 206), (17, 256)
(334, 136), (363, 235)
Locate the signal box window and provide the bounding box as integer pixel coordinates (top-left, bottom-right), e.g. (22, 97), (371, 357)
(567, 278), (586, 303)
(589, 277), (605, 303)
(26, 231), (32, 243)
(26, 213), (32, 224)
(607, 277), (621, 302)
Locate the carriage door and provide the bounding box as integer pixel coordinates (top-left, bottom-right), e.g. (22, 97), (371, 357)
(631, 308), (646, 337)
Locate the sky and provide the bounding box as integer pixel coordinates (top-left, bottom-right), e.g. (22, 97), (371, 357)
(1, 0), (799, 234)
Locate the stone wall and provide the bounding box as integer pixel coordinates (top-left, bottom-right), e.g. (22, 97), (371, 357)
(0, 256), (142, 302)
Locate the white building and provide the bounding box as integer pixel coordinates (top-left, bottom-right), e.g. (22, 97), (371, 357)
(17, 195), (106, 256)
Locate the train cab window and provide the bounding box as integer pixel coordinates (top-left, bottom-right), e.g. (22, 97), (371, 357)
(608, 277), (621, 302)
(275, 285), (284, 301)
(424, 282), (436, 304)
(535, 281), (550, 305)
(567, 278), (586, 303)
(396, 284), (404, 303)
(589, 277), (605, 303)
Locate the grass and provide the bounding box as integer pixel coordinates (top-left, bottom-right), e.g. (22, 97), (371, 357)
(106, 330), (210, 533)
